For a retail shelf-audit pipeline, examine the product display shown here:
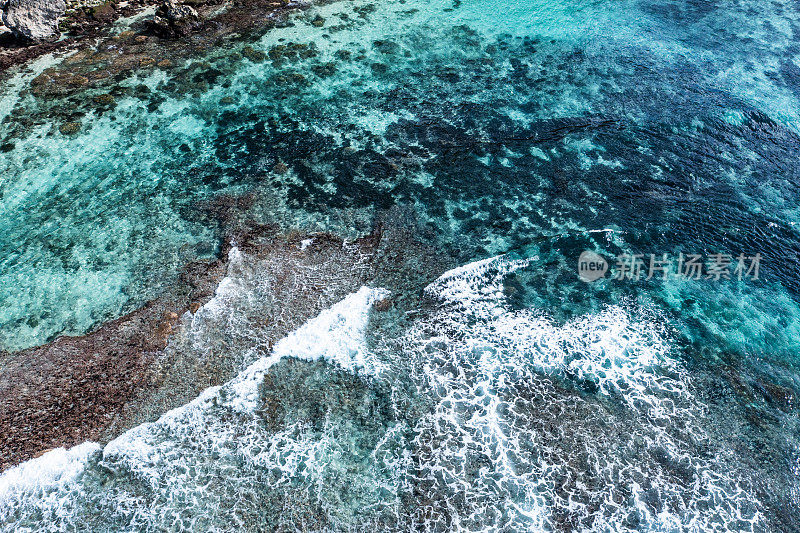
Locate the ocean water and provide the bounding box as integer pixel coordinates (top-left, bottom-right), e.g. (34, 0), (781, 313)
(0, 261), (783, 530)
(1, 0), (800, 530)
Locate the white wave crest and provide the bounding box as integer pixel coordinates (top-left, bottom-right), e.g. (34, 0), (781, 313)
(0, 256), (768, 532)
(0, 443), (100, 522)
(0, 287), (393, 531)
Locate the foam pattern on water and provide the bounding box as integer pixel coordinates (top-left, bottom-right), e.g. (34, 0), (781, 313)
(397, 256), (765, 531)
(0, 442), (100, 524)
(0, 257), (775, 531)
(0, 285), (397, 531)
(2, 0), (800, 528)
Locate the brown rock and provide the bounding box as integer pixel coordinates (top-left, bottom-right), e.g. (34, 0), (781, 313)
(92, 93), (115, 106)
(89, 2), (116, 23)
(373, 298), (392, 312)
(66, 74), (89, 87)
(58, 121), (81, 135)
(30, 72), (51, 86)
(241, 45), (265, 62)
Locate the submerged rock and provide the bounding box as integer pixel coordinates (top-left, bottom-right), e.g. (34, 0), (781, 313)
(373, 298), (392, 312)
(146, 0), (202, 39)
(58, 121), (81, 135)
(1, 0), (65, 42)
(241, 45), (265, 62)
(88, 0), (116, 23)
(92, 92), (115, 106)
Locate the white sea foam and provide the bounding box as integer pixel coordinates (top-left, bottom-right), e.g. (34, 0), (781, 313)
(424, 254), (533, 306)
(423, 255), (681, 408)
(225, 285), (389, 413)
(0, 442), (100, 519)
(0, 286), (393, 530)
(272, 286), (389, 371)
(108, 284), (388, 449)
(0, 258), (769, 531)
(400, 255), (765, 531)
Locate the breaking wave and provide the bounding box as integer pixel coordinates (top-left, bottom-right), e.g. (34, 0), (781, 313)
(0, 257), (768, 531)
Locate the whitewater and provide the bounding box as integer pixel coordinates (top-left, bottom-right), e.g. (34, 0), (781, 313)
(0, 257), (768, 531)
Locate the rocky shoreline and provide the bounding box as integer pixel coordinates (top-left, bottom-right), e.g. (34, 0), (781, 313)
(0, 0), (308, 72)
(1, 0), (156, 71)
(0, 211), (453, 472)
(0, 0), (441, 472)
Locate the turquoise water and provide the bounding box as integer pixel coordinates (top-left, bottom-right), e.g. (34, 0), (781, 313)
(2, 0), (800, 352)
(1, 0), (800, 530)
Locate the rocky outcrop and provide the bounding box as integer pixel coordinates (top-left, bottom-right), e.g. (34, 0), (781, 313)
(1, 0), (65, 41)
(146, 0), (201, 38)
